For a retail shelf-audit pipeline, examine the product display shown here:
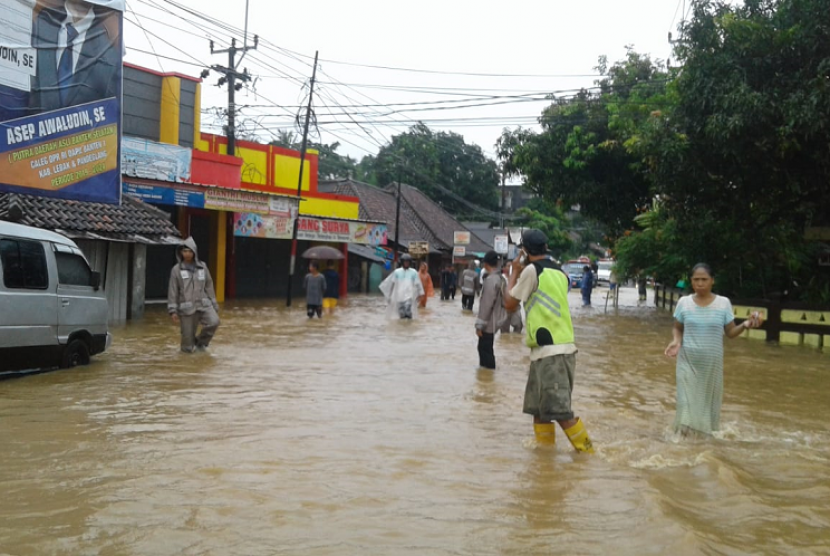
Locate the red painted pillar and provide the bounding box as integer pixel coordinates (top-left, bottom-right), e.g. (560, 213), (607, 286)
(339, 243), (348, 298)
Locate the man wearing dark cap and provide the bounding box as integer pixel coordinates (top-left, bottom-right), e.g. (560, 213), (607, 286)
(475, 250), (506, 369)
(504, 229), (595, 453)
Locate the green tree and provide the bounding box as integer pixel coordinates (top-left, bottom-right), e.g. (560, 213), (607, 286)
(513, 202), (573, 258)
(354, 155), (377, 185)
(502, 50), (670, 240)
(309, 142), (356, 181)
(633, 0), (830, 298)
(374, 123), (501, 217)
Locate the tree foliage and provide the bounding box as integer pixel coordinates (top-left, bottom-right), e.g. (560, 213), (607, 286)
(270, 125), (501, 220)
(628, 0), (830, 298)
(512, 200), (574, 259)
(498, 49), (670, 240)
(500, 0), (830, 300)
(374, 123), (501, 218)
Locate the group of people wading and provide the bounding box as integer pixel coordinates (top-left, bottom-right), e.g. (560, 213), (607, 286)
(166, 229), (761, 455)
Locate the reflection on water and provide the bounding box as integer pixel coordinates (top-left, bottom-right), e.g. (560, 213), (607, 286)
(1, 289), (828, 555)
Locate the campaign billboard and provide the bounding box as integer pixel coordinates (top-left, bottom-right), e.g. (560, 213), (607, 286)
(0, 0), (124, 204)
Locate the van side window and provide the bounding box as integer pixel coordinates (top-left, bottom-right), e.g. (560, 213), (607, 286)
(55, 252), (93, 286)
(0, 239), (49, 289)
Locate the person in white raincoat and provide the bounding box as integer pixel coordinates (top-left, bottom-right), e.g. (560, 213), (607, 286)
(379, 254), (425, 319)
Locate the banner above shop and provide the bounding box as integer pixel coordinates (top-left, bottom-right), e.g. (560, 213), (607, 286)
(122, 136), (191, 183)
(0, 0), (123, 204)
(123, 182), (297, 215)
(233, 213), (387, 246)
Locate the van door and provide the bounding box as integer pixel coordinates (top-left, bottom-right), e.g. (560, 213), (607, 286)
(0, 237), (57, 349)
(53, 244), (108, 344)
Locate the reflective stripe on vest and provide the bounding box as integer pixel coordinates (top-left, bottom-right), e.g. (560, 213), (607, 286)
(524, 263), (574, 348)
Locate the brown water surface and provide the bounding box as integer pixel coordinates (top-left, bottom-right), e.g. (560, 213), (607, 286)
(1, 288), (828, 555)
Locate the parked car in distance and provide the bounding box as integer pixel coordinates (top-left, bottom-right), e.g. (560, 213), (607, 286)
(0, 221), (111, 378)
(597, 258), (615, 285)
(562, 257), (594, 289)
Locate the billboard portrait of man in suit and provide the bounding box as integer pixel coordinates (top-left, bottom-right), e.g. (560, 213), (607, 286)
(29, 0), (122, 113)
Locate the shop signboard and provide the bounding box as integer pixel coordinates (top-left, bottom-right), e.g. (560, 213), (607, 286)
(124, 181), (300, 218)
(408, 241), (429, 256)
(494, 234), (508, 254)
(233, 214), (388, 246)
(123, 182), (204, 208)
(204, 188), (275, 214)
(453, 231), (471, 245)
(234, 212), (293, 239)
(0, 0), (125, 204)
(297, 217), (387, 245)
(453, 246), (466, 257)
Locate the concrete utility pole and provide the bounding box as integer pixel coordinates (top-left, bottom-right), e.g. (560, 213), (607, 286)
(500, 169), (506, 230)
(394, 169), (402, 266)
(285, 51), (319, 307)
(209, 36), (258, 156)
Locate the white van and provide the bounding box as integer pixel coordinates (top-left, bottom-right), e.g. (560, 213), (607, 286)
(0, 221), (111, 376)
(597, 259), (615, 285)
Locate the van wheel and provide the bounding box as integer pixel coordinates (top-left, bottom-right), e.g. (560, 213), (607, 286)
(61, 339), (90, 368)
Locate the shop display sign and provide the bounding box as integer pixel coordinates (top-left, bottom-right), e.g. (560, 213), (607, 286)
(233, 212), (292, 239)
(494, 234), (508, 254)
(233, 214), (387, 245)
(453, 231), (471, 245)
(408, 241), (429, 256)
(297, 217), (387, 245)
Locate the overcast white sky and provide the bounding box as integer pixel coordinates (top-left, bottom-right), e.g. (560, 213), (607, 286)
(123, 0), (689, 163)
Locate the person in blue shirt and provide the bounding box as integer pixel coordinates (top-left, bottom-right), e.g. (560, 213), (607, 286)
(581, 265), (594, 306)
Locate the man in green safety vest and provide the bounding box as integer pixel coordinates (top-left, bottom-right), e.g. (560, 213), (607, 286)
(504, 229), (595, 453)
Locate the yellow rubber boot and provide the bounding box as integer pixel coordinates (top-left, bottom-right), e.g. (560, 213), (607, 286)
(564, 418), (594, 454)
(533, 422), (556, 445)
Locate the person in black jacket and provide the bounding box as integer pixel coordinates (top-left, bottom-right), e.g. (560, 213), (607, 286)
(581, 265), (594, 307)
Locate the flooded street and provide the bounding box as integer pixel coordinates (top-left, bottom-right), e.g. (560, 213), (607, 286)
(2, 288), (829, 555)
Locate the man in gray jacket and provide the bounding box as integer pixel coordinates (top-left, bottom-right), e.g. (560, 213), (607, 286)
(167, 237), (220, 352)
(475, 250), (506, 369)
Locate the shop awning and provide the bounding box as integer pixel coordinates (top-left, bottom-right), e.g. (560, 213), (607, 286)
(347, 243), (386, 263)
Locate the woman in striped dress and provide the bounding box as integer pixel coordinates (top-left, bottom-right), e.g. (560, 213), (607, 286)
(664, 264), (761, 435)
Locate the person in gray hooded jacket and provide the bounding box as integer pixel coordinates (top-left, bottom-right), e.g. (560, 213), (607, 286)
(475, 250), (506, 368)
(167, 237), (220, 352)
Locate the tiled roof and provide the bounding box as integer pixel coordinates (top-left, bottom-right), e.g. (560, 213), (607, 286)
(392, 184), (492, 254)
(320, 179), (493, 254)
(320, 179), (439, 249)
(0, 191), (181, 243)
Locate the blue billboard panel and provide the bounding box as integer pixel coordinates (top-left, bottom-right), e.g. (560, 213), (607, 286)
(0, 0), (124, 204)
(123, 182), (205, 209)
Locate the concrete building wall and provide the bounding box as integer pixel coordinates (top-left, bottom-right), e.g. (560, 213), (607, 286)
(123, 66), (162, 141)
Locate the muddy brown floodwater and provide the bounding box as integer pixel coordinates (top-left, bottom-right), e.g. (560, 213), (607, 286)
(1, 287), (829, 555)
